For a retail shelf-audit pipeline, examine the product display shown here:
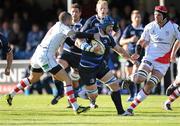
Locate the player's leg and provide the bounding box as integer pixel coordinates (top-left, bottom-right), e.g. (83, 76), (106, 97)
(126, 61), (137, 102)
(79, 67), (98, 108)
(100, 69), (125, 115)
(164, 86), (180, 110)
(6, 67), (43, 106)
(51, 79), (64, 105)
(166, 58), (180, 95)
(52, 65), (89, 114)
(122, 62), (152, 115)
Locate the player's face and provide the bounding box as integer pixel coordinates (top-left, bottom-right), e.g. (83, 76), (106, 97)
(71, 8), (81, 22)
(154, 11), (163, 24)
(96, 3), (108, 19)
(66, 17), (72, 26)
(105, 25), (113, 35)
(131, 14), (141, 25)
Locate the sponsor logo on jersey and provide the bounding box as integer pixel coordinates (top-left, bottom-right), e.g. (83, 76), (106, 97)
(42, 64), (49, 70)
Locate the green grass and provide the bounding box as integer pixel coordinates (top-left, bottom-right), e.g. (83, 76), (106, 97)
(0, 94), (179, 126)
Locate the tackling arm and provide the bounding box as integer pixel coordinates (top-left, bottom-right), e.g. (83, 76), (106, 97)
(112, 44), (135, 64)
(5, 49), (13, 75)
(170, 40), (180, 62)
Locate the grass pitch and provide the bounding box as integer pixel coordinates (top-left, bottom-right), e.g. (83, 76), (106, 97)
(0, 94), (179, 126)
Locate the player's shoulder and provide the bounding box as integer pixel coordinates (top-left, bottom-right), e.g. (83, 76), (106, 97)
(144, 21), (156, 30)
(0, 33), (8, 43)
(169, 20), (179, 28)
(80, 18), (86, 25)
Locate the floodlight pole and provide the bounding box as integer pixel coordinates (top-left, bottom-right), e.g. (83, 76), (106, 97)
(67, 0), (73, 13)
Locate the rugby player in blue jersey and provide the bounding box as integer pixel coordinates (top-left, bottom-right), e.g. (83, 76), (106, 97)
(75, 16), (136, 115)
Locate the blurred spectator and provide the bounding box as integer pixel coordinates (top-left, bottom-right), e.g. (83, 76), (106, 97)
(121, 5), (132, 24)
(26, 23), (44, 58)
(8, 21), (26, 59)
(138, 3), (149, 26)
(0, 20), (11, 38)
(169, 4), (180, 24)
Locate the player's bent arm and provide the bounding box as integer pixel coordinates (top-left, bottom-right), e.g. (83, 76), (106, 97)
(170, 40), (180, 62)
(134, 39), (146, 55)
(119, 37), (133, 46)
(112, 44), (134, 64)
(75, 38), (95, 52)
(5, 49), (13, 75)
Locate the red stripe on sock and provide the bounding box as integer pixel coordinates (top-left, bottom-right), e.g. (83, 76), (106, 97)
(66, 90), (74, 96)
(14, 87), (20, 93)
(20, 80), (26, 88)
(172, 92), (178, 98)
(131, 103), (136, 108)
(142, 89), (149, 95)
(69, 98), (76, 103)
(135, 98), (141, 103)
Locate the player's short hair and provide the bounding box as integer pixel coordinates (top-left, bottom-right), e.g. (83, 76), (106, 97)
(96, 0), (108, 9)
(58, 11), (71, 23)
(131, 10), (140, 16)
(71, 3), (82, 12)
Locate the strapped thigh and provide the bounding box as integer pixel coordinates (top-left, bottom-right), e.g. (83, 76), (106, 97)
(104, 75), (118, 85)
(86, 88), (98, 95)
(135, 69), (149, 79)
(149, 75), (160, 85)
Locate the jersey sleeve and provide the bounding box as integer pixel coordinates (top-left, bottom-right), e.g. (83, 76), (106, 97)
(0, 34), (11, 54)
(109, 36), (116, 48)
(140, 24), (150, 42)
(80, 17), (93, 32)
(173, 23), (180, 41)
(62, 25), (75, 37)
(121, 26), (130, 39)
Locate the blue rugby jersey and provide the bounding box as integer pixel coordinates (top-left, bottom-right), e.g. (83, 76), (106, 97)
(80, 28), (116, 69)
(121, 24), (144, 55)
(63, 18), (86, 54)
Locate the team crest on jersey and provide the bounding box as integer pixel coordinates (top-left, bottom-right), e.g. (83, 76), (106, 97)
(90, 78), (95, 84)
(165, 31), (169, 36)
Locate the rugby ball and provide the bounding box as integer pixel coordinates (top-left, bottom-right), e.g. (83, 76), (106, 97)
(91, 39), (105, 55)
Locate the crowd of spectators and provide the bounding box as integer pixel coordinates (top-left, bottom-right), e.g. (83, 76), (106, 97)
(0, 0), (180, 59)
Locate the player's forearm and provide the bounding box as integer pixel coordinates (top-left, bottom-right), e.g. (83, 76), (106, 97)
(171, 40), (180, 57)
(113, 45), (131, 60)
(6, 51), (13, 69)
(119, 38), (132, 45)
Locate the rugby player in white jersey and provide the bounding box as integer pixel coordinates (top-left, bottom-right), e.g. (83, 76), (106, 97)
(163, 40), (180, 110)
(6, 11), (90, 115)
(122, 6), (180, 116)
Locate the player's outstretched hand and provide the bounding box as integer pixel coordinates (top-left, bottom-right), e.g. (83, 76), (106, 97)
(5, 67), (10, 75)
(131, 53), (140, 60)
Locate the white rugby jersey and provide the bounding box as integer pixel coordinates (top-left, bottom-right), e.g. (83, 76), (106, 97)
(141, 20), (180, 64)
(39, 21), (74, 55)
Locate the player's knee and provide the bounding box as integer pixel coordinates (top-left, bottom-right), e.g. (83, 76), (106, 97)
(134, 69), (148, 83)
(104, 76), (118, 85)
(69, 69), (80, 81)
(86, 88), (98, 98)
(148, 75), (160, 86)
